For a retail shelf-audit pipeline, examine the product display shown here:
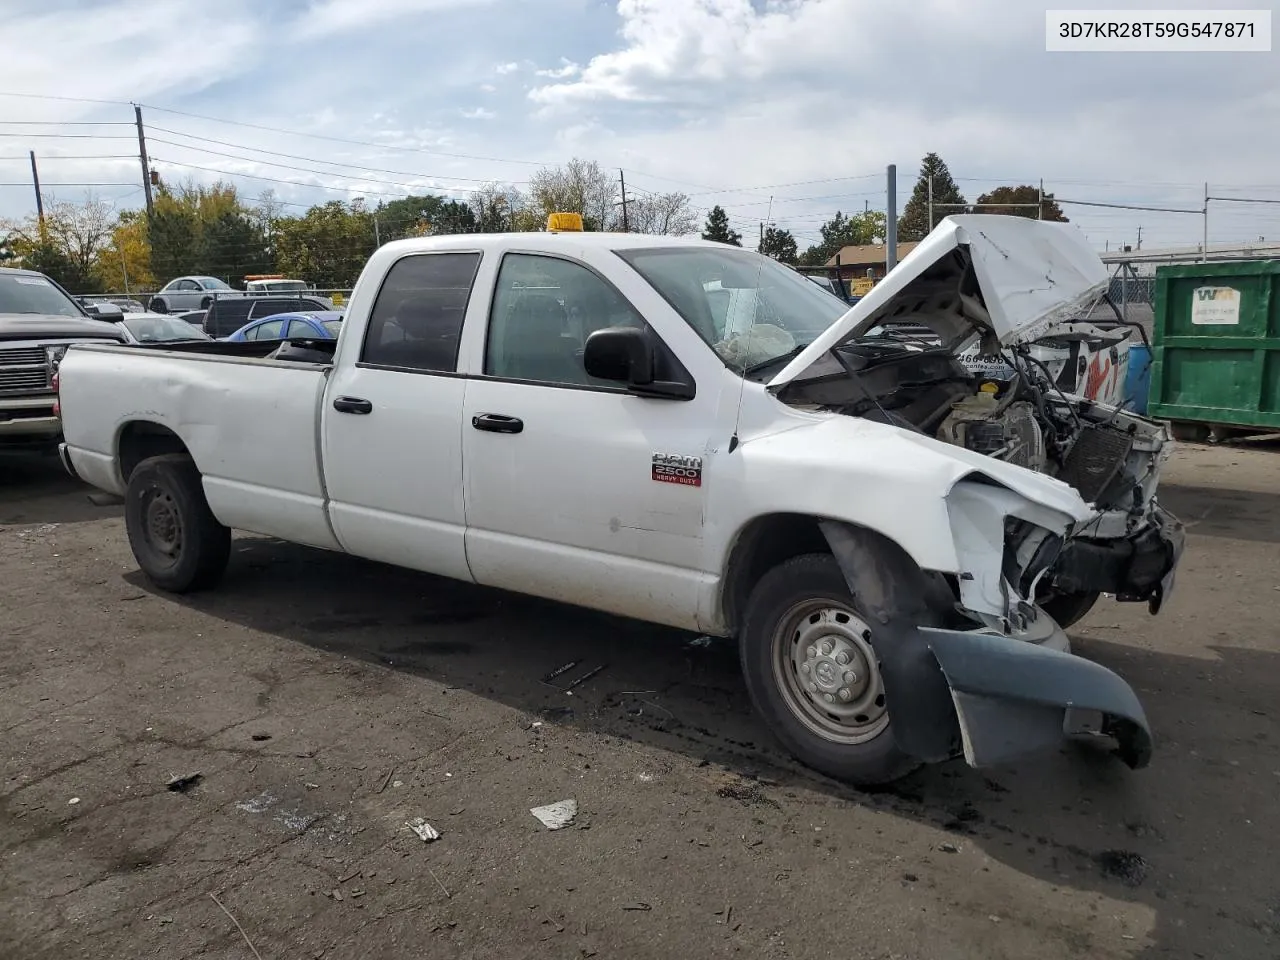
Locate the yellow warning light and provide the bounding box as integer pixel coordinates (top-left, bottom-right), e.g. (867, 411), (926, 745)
(546, 212), (584, 232)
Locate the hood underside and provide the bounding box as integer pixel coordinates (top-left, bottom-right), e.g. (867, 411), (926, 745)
(769, 215), (1109, 389)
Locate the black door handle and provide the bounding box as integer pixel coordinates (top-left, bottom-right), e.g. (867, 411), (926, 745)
(472, 413), (523, 434)
(333, 396), (373, 414)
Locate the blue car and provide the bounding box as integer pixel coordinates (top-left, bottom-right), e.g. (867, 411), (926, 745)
(224, 311), (343, 342)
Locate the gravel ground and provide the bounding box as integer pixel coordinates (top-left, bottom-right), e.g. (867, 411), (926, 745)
(1, 442), (1277, 960)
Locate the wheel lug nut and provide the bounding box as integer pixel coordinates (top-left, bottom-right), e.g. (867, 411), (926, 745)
(800, 663), (810, 674)
(823, 693), (835, 704)
(821, 641), (833, 655)
(843, 671), (856, 684)
(807, 682), (817, 693)
(838, 688), (852, 701)
(806, 646), (817, 659)
(835, 652), (850, 665)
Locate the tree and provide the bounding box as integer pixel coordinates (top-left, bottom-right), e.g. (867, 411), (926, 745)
(376, 194), (478, 240)
(974, 184), (1068, 222)
(526, 158), (618, 231)
(273, 199), (376, 289)
(701, 205), (741, 245)
(94, 210), (155, 292)
(897, 153), (967, 241)
(758, 225), (798, 264)
(798, 209), (887, 265)
(470, 182), (527, 232)
(628, 191), (697, 235)
(147, 178), (269, 284)
(0, 194), (114, 292)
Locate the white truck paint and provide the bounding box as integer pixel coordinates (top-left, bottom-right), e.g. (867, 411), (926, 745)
(56, 216), (1183, 785)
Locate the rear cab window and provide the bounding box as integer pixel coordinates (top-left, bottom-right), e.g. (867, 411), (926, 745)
(359, 252), (481, 373)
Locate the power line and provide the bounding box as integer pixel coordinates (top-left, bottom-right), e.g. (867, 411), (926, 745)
(0, 181), (137, 187)
(0, 133), (136, 139)
(0, 90), (131, 106)
(146, 130), (528, 187)
(0, 120), (132, 126)
(151, 158), (434, 199)
(0, 154), (137, 160)
(1057, 198), (1202, 214)
(137, 103), (549, 167)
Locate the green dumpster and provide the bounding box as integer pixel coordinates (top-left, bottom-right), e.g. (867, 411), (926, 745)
(1148, 259), (1280, 440)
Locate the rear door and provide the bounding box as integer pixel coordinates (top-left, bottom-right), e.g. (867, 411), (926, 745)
(320, 250), (482, 582)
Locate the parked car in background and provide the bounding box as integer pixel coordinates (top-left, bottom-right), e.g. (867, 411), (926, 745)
(0, 267), (126, 450)
(114, 313), (213, 345)
(245, 275), (314, 294)
(224, 311), (342, 342)
(149, 276), (248, 313)
(79, 295), (147, 314)
(202, 294), (336, 338)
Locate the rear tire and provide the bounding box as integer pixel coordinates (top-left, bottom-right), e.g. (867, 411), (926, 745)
(124, 454), (230, 592)
(739, 554), (922, 786)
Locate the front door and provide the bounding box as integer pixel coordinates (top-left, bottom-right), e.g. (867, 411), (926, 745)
(461, 251), (715, 630)
(322, 250), (483, 582)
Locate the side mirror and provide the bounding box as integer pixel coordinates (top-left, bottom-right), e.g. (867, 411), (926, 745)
(85, 303), (124, 322)
(584, 326), (654, 386)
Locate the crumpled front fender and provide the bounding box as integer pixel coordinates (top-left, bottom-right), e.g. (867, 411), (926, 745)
(923, 627), (1153, 770)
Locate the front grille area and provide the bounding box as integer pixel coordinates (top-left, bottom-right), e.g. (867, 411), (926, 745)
(1060, 424), (1134, 504)
(0, 347), (51, 393)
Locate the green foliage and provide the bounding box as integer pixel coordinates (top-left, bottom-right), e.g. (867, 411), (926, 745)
(798, 210), (886, 266)
(272, 200), (375, 289)
(974, 184), (1068, 222)
(897, 153), (967, 241)
(376, 194), (478, 240)
(758, 226), (798, 264)
(701, 205), (741, 245)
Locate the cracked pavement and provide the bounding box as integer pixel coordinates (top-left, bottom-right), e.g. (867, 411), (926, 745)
(1, 443), (1278, 959)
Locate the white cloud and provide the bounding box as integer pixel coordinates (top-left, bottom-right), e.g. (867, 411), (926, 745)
(535, 58), (581, 79)
(479, 83), (497, 92)
(460, 107), (496, 120)
(495, 61), (521, 74)
(298, 0), (500, 38)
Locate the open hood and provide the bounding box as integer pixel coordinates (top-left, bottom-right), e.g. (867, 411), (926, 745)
(768, 215), (1109, 389)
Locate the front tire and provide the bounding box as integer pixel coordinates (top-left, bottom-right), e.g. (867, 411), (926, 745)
(739, 554), (921, 786)
(124, 454), (230, 592)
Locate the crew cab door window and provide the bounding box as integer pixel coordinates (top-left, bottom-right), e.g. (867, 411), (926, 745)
(321, 251), (482, 584)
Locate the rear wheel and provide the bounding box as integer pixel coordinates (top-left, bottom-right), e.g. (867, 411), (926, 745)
(124, 454), (230, 592)
(739, 554), (921, 785)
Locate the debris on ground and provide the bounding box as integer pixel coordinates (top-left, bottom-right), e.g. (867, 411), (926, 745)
(686, 636), (714, 649)
(166, 772), (203, 793)
(622, 902), (652, 911)
(530, 799), (577, 830)
(250, 733), (272, 742)
(542, 660), (582, 684)
(235, 791), (279, 814)
(564, 664), (607, 693)
(406, 818), (441, 842)
(938, 842), (960, 854)
(67, 797), (80, 805)
(1097, 849), (1148, 887)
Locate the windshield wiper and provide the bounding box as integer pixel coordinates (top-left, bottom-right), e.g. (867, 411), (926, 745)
(743, 341), (813, 376)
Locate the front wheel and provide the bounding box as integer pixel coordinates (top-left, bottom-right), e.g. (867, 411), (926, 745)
(124, 454), (230, 592)
(739, 554), (921, 786)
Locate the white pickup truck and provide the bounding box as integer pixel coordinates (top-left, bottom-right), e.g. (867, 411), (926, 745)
(56, 214), (1184, 786)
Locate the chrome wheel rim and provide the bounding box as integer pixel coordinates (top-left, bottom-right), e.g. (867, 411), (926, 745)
(770, 599), (888, 745)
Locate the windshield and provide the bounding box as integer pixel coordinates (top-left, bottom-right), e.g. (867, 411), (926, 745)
(0, 272), (85, 318)
(199, 278), (231, 290)
(616, 247), (847, 374)
(122, 315), (211, 342)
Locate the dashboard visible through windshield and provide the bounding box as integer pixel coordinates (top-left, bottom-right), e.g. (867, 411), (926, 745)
(617, 246), (847, 376)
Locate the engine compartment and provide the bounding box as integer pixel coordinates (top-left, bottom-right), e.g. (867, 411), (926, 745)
(779, 336), (1149, 511)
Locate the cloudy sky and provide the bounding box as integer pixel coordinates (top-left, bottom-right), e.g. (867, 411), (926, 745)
(2, 0), (1277, 252)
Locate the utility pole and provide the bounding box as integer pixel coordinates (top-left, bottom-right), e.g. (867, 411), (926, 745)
(886, 164), (898, 272)
(29, 151), (44, 224)
(619, 169), (629, 232)
(1137, 225), (1142, 250)
(927, 174), (933, 232)
(1038, 178), (1044, 220)
(1202, 181), (1208, 262)
(135, 104), (154, 219)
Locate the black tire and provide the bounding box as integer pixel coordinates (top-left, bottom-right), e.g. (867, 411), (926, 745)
(1039, 589), (1101, 629)
(124, 454), (230, 592)
(149, 298), (168, 314)
(739, 553), (922, 786)
(200, 296), (213, 309)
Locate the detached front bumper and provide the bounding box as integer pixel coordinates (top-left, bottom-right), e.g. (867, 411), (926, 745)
(921, 626), (1151, 769)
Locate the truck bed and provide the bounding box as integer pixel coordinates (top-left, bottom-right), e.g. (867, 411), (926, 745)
(58, 341), (342, 551)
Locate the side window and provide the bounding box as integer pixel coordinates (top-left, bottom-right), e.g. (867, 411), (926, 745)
(178, 279), (200, 292)
(485, 253), (644, 387)
(361, 252), (480, 372)
(249, 299), (291, 319)
(248, 319), (285, 340)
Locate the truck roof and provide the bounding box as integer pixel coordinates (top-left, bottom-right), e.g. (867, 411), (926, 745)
(373, 231), (734, 257)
